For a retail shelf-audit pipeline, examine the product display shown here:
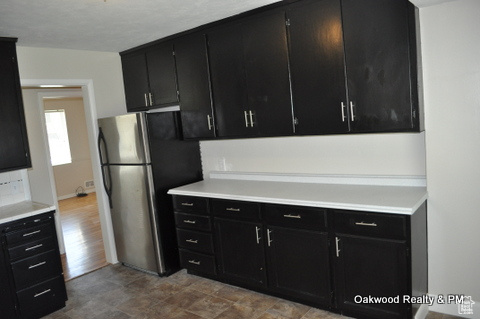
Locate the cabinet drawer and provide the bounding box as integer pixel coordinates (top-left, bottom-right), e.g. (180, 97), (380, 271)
(265, 204), (327, 230)
(212, 199), (260, 220)
(8, 236), (56, 261)
(17, 275), (67, 319)
(175, 212), (211, 231)
(179, 249), (216, 275)
(5, 223), (53, 247)
(177, 229), (214, 254)
(173, 195), (208, 214)
(334, 210), (407, 240)
(11, 250), (62, 290)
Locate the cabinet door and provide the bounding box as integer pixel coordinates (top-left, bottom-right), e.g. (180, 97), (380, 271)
(175, 34), (216, 139)
(266, 226), (331, 305)
(121, 52), (150, 111)
(0, 40), (31, 172)
(0, 238), (16, 319)
(334, 234), (409, 319)
(287, 0), (349, 135)
(208, 23), (253, 138)
(215, 218), (266, 287)
(342, 0), (416, 132)
(146, 42), (179, 107)
(243, 10), (293, 137)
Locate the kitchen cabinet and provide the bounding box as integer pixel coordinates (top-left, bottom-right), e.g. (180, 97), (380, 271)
(213, 199), (266, 287)
(0, 38), (31, 173)
(333, 209), (423, 319)
(173, 196), (216, 276)
(0, 211), (67, 318)
(287, 0), (420, 135)
(174, 33), (216, 139)
(121, 41), (178, 112)
(342, 0), (420, 133)
(264, 205), (331, 306)
(208, 10), (293, 138)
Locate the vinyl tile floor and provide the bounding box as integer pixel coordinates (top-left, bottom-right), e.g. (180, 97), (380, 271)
(44, 264), (465, 319)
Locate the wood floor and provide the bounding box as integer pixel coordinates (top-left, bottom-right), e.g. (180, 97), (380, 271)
(58, 192), (109, 281)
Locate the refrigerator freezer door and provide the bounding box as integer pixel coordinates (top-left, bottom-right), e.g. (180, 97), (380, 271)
(109, 164), (162, 274)
(98, 113), (151, 164)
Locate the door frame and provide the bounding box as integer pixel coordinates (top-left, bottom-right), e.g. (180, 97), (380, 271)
(21, 78), (117, 264)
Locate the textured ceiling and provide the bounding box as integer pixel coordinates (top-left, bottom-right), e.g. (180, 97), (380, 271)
(0, 0), (458, 53)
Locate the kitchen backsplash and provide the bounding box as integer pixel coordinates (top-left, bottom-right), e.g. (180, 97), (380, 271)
(0, 170), (30, 207)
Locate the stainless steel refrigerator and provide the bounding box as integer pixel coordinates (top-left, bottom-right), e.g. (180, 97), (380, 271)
(98, 111), (202, 275)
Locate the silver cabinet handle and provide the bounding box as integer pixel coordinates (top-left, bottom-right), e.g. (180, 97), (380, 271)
(226, 207), (240, 212)
(25, 244), (43, 251)
(267, 229), (273, 247)
(183, 220), (196, 224)
(355, 221), (378, 227)
(249, 110), (255, 127)
(186, 239), (198, 244)
(188, 260), (201, 265)
(29, 261), (46, 269)
(23, 230), (41, 237)
(350, 101), (355, 121)
(283, 214), (301, 219)
(207, 114), (213, 131)
(255, 226), (261, 244)
(34, 289), (51, 298)
(244, 111), (250, 127)
(335, 237), (341, 257)
(181, 202), (194, 207)
(144, 93), (148, 107)
(341, 102), (346, 122)
(149, 92), (154, 106)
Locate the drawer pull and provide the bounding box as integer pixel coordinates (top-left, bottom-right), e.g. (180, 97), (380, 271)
(25, 244), (43, 251)
(28, 261), (47, 269)
(255, 226), (261, 244)
(355, 221), (378, 227)
(23, 230), (41, 237)
(335, 237), (341, 257)
(181, 202), (194, 207)
(186, 239), (198, 244)
(188, 260), (201, 265)
(34, 289), (51, 298)
(283, 214), (302, 219)
(226, 207), (240, 212)
(183, 220), (196, 224)
(267, 229), (273, 247)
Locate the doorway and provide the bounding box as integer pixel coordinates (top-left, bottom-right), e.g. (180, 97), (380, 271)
(21, 83), (114, 280)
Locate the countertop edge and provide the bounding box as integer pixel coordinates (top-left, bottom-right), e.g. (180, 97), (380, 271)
(0, 201), (56, 225)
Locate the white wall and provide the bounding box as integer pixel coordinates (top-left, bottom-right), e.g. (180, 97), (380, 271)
(421, 0), (480, 316)
(201, 133), (426, 177)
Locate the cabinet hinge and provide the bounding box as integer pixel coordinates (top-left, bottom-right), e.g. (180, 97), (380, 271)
(293, 117), (299, 126)
(412, 109), (417, 119)
(172, 51), (175, 56)
(286, 19), (291, 27)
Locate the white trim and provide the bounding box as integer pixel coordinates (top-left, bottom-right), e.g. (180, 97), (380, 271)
(209, 171), (427, 187)
(415, 304), (429, 319)
(21, 78), (117, 264)
(57, 188), (96, 201)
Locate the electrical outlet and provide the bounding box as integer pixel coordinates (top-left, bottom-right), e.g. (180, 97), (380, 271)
(85, 180), (94, 188)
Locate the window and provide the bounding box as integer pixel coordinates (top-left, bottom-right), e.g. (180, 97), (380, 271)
(45, 109), (72, 166)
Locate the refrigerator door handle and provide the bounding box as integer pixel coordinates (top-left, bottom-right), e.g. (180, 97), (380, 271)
(145, 164), (166, 274)
(98, 128), (113, 208)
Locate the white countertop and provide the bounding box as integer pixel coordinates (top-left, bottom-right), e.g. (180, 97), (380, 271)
(0, 201), (56, 224)
(168, 173), (428, 215)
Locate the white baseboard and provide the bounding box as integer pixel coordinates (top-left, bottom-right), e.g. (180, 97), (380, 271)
(415, 304), (429, 319)
(57, 188), (96, 201)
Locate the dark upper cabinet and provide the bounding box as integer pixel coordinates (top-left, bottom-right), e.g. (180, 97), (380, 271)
(342, 0), (419, 133)
(208, 10), (293, 138)
(287, 0), (349, 135)
(0, 38), (31, 173)
(121, 42), (178, 112)
(175, 34), (216, 139)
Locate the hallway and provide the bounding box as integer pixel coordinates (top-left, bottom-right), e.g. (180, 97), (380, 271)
(58, 192), (109, 280)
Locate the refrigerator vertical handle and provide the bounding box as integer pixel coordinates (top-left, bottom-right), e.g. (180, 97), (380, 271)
(98, 128), (113, 208)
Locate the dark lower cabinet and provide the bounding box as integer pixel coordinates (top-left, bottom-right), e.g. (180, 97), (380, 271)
(334, 235), (409, 318)
(215, 218), (267, 287)
(0, 38), (31, 173)
(266, 226), (331, 305)
(172, 195), (427, 319)
(0, 211), (67, 318)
